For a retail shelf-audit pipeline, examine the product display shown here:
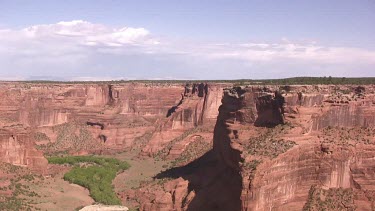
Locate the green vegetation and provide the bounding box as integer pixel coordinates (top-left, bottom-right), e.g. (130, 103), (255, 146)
(247, 125), (296, 158)
(243, 159), (261, 179)
(39, 122), (97, 155)
(132, 131), (153, 149)
(303, 185), (356, 211)
(155, 127), (210, 160)
(171, 137), (212, 167)
(33, 132), (50, 142)
(242, 76), (375, 85)
(248, 138), (296, 158)
(0, 163), (41, 210)
(322, 126), (375, 146)
(0, 197), (34, 211)
(128, 207), (140, 211)
(47, 156), (130, 205)
(244, 159), (261, 170)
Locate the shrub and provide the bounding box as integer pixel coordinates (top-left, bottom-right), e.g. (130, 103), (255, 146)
(47, 156), (130, 205)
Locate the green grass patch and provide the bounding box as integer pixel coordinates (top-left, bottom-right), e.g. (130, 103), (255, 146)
(47, 156), (130, 205)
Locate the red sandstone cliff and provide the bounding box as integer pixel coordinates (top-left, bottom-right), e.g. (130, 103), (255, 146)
(133, 84), (375, 211)
(0, 82), (225, 169)
(213, 85), (375, 210)
(0, 128), (47, 172)
(2, 82), (375, 210)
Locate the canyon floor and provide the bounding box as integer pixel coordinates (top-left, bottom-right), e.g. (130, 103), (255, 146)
(1, 81), (375, 210)
(0, 151), (172, 210)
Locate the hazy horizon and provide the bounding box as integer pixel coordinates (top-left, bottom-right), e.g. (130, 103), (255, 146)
(1, 0), (374, 80)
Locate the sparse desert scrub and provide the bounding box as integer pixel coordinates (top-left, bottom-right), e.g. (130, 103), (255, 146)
(246, 125), (296, 159)
(303, 186), (356, 211)
(0, 163), (40, 210)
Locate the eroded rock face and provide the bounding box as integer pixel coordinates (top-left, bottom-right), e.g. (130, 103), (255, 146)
(136, 85), (375, 211)
(141, 85), (223, 156)
(0, 82), (225, 168)
(213, 85), (375, 211)
(0, 129), (47, 171)
(2, 82), (375, 210)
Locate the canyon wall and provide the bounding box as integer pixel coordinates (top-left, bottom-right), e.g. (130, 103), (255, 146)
(0, 128), (48, 172)
(2, 82), (375, 210)
(0, 82), (225, 169)
(134, 84), (375, 211)
(214, 85), (375, 210)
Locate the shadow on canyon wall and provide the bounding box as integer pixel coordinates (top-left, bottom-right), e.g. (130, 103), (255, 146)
(166, 95), (184, 117)
(254, 92), (285, 128)
(155, 150), (242, 211)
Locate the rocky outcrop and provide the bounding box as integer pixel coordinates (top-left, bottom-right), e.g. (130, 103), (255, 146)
(0, 129), (47, 171)
(139, 178), (190, 211)
(140, 85), (223, 156)
(79, 204), (129, 211)
(312, 104), (375, 130)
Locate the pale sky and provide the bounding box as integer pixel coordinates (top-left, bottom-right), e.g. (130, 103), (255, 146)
(0, 0), (374, 80)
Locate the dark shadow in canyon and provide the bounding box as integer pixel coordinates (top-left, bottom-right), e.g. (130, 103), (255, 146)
(166, 106), (178, 118)
(254, 93), (285, 127)
(86, 121), (105, 130)
(166, 95), (184, 117)
(98, 134), (107, 143)
(155, 150), (242, 211)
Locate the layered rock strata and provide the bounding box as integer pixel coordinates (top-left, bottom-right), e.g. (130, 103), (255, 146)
(136, 85), (375, 211)
(0, 82), (225, 169)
